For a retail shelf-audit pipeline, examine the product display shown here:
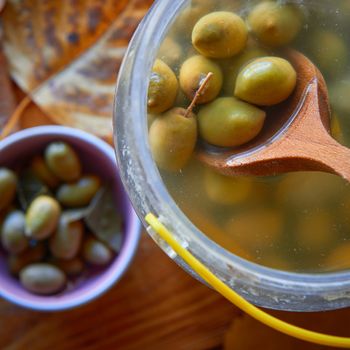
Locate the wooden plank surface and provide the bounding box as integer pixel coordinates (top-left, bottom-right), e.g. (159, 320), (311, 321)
(2, 1), (350, 349)
(2, 233), (350, 349)
(0, 233), (238, 350)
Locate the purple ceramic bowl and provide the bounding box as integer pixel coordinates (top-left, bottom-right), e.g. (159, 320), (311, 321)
(0, 126), (141, 311)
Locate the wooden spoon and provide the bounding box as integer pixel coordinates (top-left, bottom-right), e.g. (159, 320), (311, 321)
(197, 50), (350, 181)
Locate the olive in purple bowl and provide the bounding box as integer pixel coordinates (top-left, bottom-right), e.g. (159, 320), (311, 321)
(0, 126), (141, 311)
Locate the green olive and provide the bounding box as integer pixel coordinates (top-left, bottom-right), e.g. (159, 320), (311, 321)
(45, 142), (82, 182)
(214, 0), (241, 12)
(192, 11), (248, 58)
(191, 0), (214, 10)
(147, 59), (178, 114)
(20, 263), (66, 295)
(31, 156), (60, 188)
(309, 30), (348, 77)
(204, 168), (254, 205)
(247, 1), (303, 47)
(235, 57), (297, 106)
(56, 175), (101, 207)
(50, 257), (84, 277)
(330, 79), (350, 116)
(149, 107), (197, 171)
(220, 48), (268, 95)
(198, 97), (266, 147)
(25, 195), (61, 240)
(82, 237), (113, 266)
(147, 114), (157, 128)
(1, 210), (28, 254)
(339, 1), (350, 26)
(275, 172), (344, 208)
(174, 89), (190, 109)
(225, 208), (284, 251)
(173, 2), (213, 37)
(330, 112), (345, 145)
(158, 37), (183, 67)
(325, 243), (350, 271)
(7, 243), (46, 275)
(295, 209), (334, 251)
(180, 55), (223, 104)
(0, 168), (17, 211)
(49, 216), (84, 259)
(329, 80), (350, 146)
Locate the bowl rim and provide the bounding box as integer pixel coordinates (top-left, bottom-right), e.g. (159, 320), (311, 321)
(0, 125), (141, 311)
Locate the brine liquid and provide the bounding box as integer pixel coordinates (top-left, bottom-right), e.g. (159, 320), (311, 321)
(154, 0), (350, 273)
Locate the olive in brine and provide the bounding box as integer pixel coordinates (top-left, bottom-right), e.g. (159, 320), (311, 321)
(49, 216), (84, 260)
(0, 168), (17, 211)
(309, 30), (348, 77)
(149, 108), (197, 171)
(82, 237), (113, 266)
(25, 195), (61, 240)
(45, 142), (82, 182)
(31, 156), (60, 188)
(1, 210), (28, 254)
(147, 59), (178, 114)
(180, 55), (223, 104)
(174, 89), (190, 109)
(275, 172), (344, 209)
(192, 11), (248, 58)
(198, 97), (266, 147)
(330, 79), (350, 117)
(147, 114), (158, 129)
(247, 1), (303, 47)
(20, 263), (66, 295)
(225, 208), (284, 251)
(173, 2), (213, 37)
(295, 209), (334, 252)
(330, 112), (345, 145)
(220, 48), (268, 95)
(235, 57), (297, 106)
(158, 37), (183, 67)
(325, 243), (350, 271)
(204, 169), (253, 205)
(56, 175), (101, 207)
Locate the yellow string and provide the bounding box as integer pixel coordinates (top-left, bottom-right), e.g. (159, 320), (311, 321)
(145, 213), (350, 348)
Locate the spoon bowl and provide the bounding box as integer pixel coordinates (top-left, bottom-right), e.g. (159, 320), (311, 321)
(197, 50), (350, 181)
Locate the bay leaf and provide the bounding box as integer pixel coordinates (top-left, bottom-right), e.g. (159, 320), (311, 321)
(84, 184), (123, 253)
(63, 208), (89, 223)
(17, 170), (50, 210)
(1, 0), (154, 138)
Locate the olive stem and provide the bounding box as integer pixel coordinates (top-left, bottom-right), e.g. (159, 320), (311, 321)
(184, 72), (213, 118)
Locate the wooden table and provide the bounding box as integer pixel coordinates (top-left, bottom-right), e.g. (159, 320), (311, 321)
(2, 1), (350, 347)
(0, 233), (237, 350)
(2, 232), (350, 349)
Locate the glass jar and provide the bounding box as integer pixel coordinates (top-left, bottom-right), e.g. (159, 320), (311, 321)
(114, 0), (350, 311)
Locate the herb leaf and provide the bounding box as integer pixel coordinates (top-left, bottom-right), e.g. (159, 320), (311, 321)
(84, 184), (123, 253)
(17, 170), (50, 210)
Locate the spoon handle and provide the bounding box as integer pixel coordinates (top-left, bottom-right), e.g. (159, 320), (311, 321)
(269, 74), (350, 182)
(225, 133), (350, 181)
(293, 134), (350, 182)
